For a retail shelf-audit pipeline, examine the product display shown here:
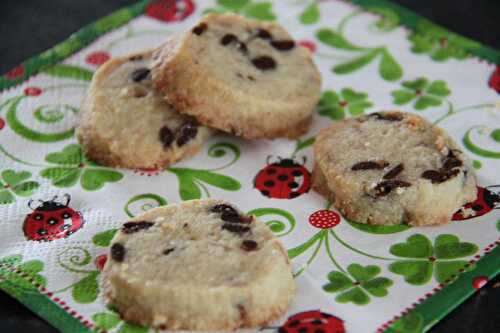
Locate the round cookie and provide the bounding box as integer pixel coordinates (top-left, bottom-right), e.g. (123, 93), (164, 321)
(102, 199), (295, 330)
(76, 50), (212, 169)
(152, 13), (321, 139)
(313, 111), (477, 226)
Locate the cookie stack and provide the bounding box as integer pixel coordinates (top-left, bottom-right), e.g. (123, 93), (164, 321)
(76, 13), (321, 169)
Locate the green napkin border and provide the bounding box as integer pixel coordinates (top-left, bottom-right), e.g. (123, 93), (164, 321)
(0, 1), (498, 333)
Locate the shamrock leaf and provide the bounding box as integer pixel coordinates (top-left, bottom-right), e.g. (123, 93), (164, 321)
(92, 311), (148, 333)
(208, 0), (276, 21)
(92, 229), (118, 247)
(368, 7), (399, 32)
(391, 78), (450, 110)
(388, 312), (424, 333)
(379, 48), (403, 81)
(92, 312), (121, 330)
(389, 234), (478, 285)
(81, 169), (123, 191)
(40, 144), (123, 191)
(333, 49), (380, 74)
(243, 2), (275, 21)
(317, 89), (373, 120)
(72, 271), (99, 304)
(316, 29), (361, 51)
(0, 169), (40, 204)
(299, 3), (320, 25)
(169, 168), (241, 201)
(323, 264), (393, 305)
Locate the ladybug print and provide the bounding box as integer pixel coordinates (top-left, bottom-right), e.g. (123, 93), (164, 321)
(309, 210), (341, 229)
(276, 310), (345, 333)
(23, 194), (84, 242)
(488, 66), (500, 94)
(146, 0), (195, 23)
(254, 156), (311, 199)
(452, 185), (500, 221)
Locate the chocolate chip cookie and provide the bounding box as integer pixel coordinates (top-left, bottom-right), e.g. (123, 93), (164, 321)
(102, 199), (295, 330)
(76, 50), (212, 169)
(152, 13), (321, 139)
(313, 111), (477, 226)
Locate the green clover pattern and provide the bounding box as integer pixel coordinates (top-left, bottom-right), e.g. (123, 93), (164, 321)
(389, 234), (478, 285)
(205, 0), (276, 21)
(0, 255), (46, 298)
(39, 144), (123, 191)
(92, 311), (148, 333)
(391, 78), (450, 110)
(317, 88), (373, 120)
(0, 169), (39, 204)
(323, 264), (393, 305)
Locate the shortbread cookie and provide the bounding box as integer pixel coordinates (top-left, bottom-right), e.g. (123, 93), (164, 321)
(313, 111), (477, 226)
(76, 50), (212, 169)
(152, 13), (321, 139)
(103, 199), (295, 330)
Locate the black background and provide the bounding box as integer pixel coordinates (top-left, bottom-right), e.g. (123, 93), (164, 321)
(0, 1), (499, 332)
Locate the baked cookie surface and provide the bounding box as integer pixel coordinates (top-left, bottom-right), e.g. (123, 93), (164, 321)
(76, 50), (212, 169)
(152, 13), (321, 139)
(313, 111), (477, 226)
(103, 199), (295, 330)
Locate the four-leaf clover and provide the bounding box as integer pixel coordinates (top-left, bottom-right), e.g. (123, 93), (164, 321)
(92, 311), (147, 333)
(205, 0), (276, 21)
(0, 169), (39, 204)
(391, 78), (450, 110)
(40, 144), (123, 191)
(389, 234), (478, 285)
(317, 88), (373, 120)
(323, 264), (393, 305)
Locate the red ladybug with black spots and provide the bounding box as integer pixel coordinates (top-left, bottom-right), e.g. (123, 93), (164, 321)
(23, 194), (84, 241)
(452, 185), (500, 220)
(145, 0), (195, 22)
(488, 66), (500, 94)
(254, 156), (311, 199)
(264, 310), (344, 333)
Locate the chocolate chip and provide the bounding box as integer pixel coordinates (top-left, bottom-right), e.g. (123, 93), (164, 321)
(421, 169), (460, 183)
(383, 163), (404, 179)
(192, 23), (207, 35)
(443, 155), (463, 170)
(270, 40), (295, 51)
(251, 56), (276, 71)
(374, 180), (411, 197)
(241, 240), (258, 251)
(237, 41), (248, 54)
(131, 68), (150, 82)
(221, 211), (253, 224)
(221, 34), (237, 45)
(351, 161), (389, 171)
(163, 248), (175, 255)
(122, 221), (154, 234)
(159, 126), (174, 148)
(222, 223), (251, 235)
(247, 75), (255, 81)
(421, 170), (443, 183)
(255, 28), (272, 39)
(176, 121), (198, 146)
(129, 55), (143, 61)
(111, 243), (126, 262)
(368, 112), (403, 122)
(210, 204), (238, 214)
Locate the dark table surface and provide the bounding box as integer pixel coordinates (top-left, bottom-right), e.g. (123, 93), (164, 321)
(0, 0), (499, 332)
